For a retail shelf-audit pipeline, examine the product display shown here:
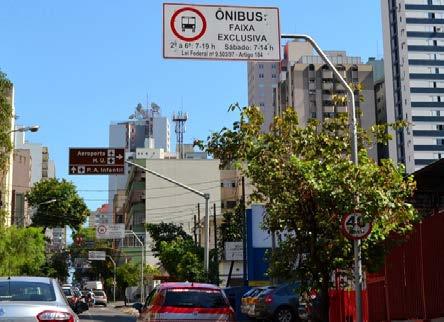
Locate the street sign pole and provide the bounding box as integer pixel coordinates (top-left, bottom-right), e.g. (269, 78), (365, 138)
(281, 34), (361, 322)
(106, 255), (116, 303)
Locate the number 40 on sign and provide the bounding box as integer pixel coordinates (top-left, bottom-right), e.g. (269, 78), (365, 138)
(341, 212), (372, 240)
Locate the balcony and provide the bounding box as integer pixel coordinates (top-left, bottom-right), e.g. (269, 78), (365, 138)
(336, 106), (348, 113)
(324, 105), (335, 113)
(322, 82), (333, 90)
(322, 70), (333, 79)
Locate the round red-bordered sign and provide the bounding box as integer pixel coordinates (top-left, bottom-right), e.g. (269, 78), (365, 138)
(170, 7), (207, 42)
(341, 212), (372, 240)
(97, 225), (107, 235)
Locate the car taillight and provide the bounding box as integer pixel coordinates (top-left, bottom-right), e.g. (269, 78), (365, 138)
(37, 310), (74, 322)
(264, 294), (273, 304)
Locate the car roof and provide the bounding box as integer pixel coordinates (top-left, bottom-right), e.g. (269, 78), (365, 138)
(0, 276), (53, 283)
(159, 282), (220, 290)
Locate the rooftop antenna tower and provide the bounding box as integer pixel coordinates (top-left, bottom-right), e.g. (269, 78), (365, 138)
(172, 111), (188, 159)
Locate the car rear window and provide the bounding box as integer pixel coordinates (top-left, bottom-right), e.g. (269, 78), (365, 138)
(0, 281), (56, 301)
(93, 291), (105, 296)
(163, 288), (228, 308)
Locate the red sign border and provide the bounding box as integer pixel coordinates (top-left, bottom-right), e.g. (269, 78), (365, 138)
(341, 212), (372, 240)
(170, 6), (207, 42)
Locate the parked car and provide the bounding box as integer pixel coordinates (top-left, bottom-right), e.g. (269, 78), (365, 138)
(92, 290), (107, 306)
(0, 276), (79, 321)
(251, 283), (305, 322)
(241, 287), (267, 317)
(134, 282), (235, 321)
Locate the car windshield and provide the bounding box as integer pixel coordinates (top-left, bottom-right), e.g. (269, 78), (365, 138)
(0, 281), (56, 301)
(163, 288), (228, 308)
(93, 291), (105, 296)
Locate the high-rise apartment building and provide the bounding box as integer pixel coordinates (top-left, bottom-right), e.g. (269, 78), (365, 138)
(382, 0), (444, 172)
(12, 149), (32, 226)
(248, 43), (378, 162)
(14, 131), (56, 185)
(275, 43), (378, 160)
(247, 61), (280, 132)
(108, 103), (171, 209)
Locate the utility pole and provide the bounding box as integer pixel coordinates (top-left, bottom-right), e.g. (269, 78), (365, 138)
(193, 214), (198, 246)
(241, 176), (248, 286)
(197, 203), (201, 246)
(106, 255), (116, 303)
(213, 203), (219, 284)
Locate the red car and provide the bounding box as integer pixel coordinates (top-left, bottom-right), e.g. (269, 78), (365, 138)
(134, 282), (235, 321)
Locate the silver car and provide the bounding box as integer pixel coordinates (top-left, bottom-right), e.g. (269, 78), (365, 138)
(0, 276), (79, 322)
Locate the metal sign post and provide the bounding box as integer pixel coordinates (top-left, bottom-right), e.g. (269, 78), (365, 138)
(106, 255), (117, 303)
(281, 34), (361, 322)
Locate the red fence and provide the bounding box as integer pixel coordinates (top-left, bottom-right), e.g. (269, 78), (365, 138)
(366, 211), (444, 321)
(330, 289), (368, 322)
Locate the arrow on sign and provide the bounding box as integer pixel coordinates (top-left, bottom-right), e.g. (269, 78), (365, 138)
(71, 166), (77, 173)
(116, 154), (123, 160)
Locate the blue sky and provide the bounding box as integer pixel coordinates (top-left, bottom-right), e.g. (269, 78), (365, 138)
(1, 0), (382, 210)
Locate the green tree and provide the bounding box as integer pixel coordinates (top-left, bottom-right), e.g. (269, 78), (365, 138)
(146, 222), (208, 282)
(41, 251), (69, 282)
(203, 106), (417, 321)
(0, 71), (13, 225)
(26, 178), (89, 230)
(117, 262), (140, 290)
(158, 238), (206, 282)
(0, 226), (46, 275)
(145, 222), (192, 255)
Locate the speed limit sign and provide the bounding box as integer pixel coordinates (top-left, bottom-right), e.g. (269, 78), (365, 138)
(341, 212), (372, 240)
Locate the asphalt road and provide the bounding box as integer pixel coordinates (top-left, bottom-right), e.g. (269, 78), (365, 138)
(78, 305), (136, 322)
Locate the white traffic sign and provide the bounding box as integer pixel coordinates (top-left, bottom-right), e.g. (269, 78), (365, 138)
(88, 251), (106, 261)
(225, 241), (243, 261)
(341, 213), (372, 240)
(163, 3), (280, 61)
(95, 223), (125, 240)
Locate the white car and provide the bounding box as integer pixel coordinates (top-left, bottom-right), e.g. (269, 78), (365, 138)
(0, 276), (79, 321)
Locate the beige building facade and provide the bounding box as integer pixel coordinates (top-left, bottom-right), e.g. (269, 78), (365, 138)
(12, 149), (32, 226)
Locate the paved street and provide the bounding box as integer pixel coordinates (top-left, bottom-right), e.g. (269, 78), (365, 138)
(78, 305), (136, 322)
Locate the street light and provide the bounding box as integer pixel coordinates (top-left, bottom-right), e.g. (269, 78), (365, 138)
(281, 34), (361, 322)
(17, 198), (57, 227)
(8, 125), (40, 134)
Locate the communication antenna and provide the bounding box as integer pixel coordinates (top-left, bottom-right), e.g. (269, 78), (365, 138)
(172, 111), (188, 159)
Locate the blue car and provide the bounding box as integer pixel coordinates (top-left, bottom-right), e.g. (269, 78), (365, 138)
(251, 283), (308, 322)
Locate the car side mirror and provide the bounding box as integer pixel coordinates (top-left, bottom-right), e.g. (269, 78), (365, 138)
(132, 302), (143, 313)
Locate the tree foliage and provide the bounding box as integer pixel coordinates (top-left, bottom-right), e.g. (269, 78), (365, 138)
(0, 70), (13, 176)
(145, 222), (192, 255)
(117, 262), (141, 289)
(0, 226), (46, 276)
(26, 178), (89, 230)
(158, 238), (206, 282)
(41, 251), (69, 283)
(146, 222), (207, 282)
(203, 105), (417, 321)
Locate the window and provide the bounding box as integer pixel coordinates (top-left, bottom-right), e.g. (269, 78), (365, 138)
(258, 73), (264, 78)
(272, 74), (277, 78)
(162, 289), (228, 308)
(0, 281), (56, 302)
(226, 200), (237, 208)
